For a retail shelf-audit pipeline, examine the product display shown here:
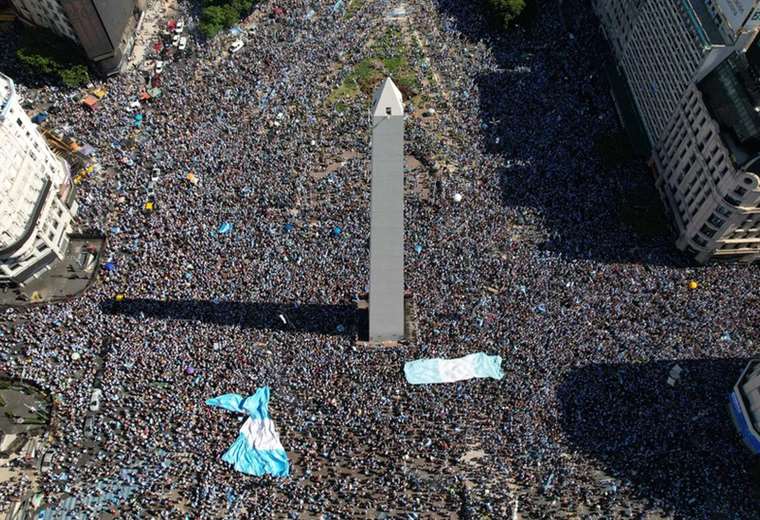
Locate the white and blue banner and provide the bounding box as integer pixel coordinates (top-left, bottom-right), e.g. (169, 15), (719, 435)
(404, 352), (504, 384)
(206, 387), (290, 477)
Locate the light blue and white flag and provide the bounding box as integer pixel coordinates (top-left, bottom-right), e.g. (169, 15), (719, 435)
(206, 387), (290, 477)
(404, 352), (504, 384)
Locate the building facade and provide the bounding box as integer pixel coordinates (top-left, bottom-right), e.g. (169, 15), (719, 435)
(594, 0), (760, 262)
(729, 359), (760, 455)
(0, 73), (77, 285)
(10, 0), (139, 75)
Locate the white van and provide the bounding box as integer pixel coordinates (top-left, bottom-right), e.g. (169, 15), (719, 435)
(89, 388), (103, 413)
(229, 40), (244, 54)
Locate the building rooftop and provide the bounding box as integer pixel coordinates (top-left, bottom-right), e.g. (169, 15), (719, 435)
(698, 32), (760, 168)
(730, 359), (760, 455)
(0, 72), (53, 255)
(0, 73), (14, 120)
(713, 0), (760, 37)
(683, 0), (727, 47)
(0, 179), (51, 255)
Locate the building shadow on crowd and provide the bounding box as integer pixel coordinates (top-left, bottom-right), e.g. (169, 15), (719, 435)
(100, 298), (356, 336)
(557, 358), (758, 516)
(434, 1), (689, 266)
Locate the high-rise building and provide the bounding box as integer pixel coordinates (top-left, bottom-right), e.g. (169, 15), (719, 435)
(9, 0), (140, 75)
(0, 72), (77, 285)
(594, 0), (760, 262)
(730, 359), (760, 455)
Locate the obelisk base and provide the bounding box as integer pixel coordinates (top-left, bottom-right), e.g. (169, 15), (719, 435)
(355, 294), (416, 346)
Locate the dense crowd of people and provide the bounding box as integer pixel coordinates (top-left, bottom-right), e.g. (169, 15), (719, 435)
(1, 0), (759, 517)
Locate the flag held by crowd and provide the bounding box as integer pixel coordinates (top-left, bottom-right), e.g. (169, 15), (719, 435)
(206, 386), (290, 477)
(404, 352), (504, 384)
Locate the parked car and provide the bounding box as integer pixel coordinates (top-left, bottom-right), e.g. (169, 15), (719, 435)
(89, 388), (103, 413)
(178, 36), (188, 51)
(175, 19), (184, 33)
(155, 60), (163, 74)
(84, 416), (95, 439)
(229, 40), (244, 54)
(172, 34), (180, 47)
(40, 451), (53, 473)
(31, 112), (48, 124)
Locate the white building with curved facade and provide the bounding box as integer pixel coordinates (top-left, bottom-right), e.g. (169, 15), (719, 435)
(0, 72), (77, 285)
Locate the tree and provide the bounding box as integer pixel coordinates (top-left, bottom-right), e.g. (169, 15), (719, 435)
(199, 0), (257, 38)
(200, 5), (228, 37)
(231, 0), (254, 14)
(16, 47), (57, 75)
(16, 26), (90, 87)
(59, 64), (90, 88)
(199, 4), (243, 37)
(486, 0), (527, 29)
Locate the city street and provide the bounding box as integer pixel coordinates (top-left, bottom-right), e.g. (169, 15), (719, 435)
(0, 0), (759, 518)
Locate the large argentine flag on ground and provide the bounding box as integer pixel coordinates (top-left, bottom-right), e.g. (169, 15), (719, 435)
(206, 387), (290, 477)
(404, 352), (504, 384)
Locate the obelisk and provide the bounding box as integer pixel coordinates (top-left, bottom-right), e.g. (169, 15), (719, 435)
(369, 77), (405, 342)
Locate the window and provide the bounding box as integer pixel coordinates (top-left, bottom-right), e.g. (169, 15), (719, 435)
(700, 224), (716, 238)
(708, 214), (724, 227)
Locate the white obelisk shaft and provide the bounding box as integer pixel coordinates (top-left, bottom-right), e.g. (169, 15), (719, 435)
(369, 78), (405, 342)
